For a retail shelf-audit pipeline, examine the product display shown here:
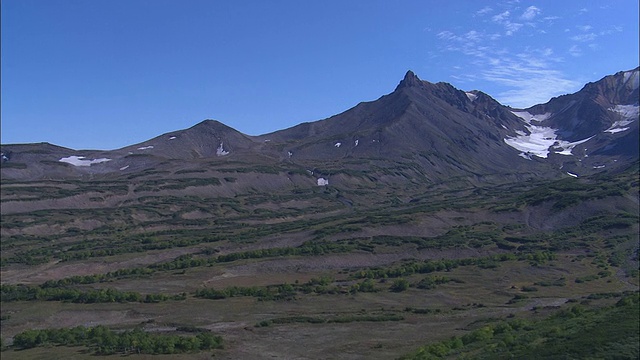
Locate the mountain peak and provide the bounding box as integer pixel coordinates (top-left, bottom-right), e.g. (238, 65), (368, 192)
(396, 70), (423, 89)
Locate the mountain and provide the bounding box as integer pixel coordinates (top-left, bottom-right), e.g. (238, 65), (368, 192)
(255, 70), (538, 181)
(516, 68), (639, 168)
(1, 69), (638, 359)
(1, 68), (638, 186)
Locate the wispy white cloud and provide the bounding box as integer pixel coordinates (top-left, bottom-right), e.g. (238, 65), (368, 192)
(600, 25), (623, 35)
(482, 59), (580, 107)
(475, 6), (493, 16)
(571, 33), (597, 42)
(492, 11), (510, 22)
(577, 25), (592, 32)
(491, 10), (523, 36)
(569, 45), (582, 57)
(504, 22), (523, 35)
(434, 5), (580, 107)
(521, 6), (541, 20)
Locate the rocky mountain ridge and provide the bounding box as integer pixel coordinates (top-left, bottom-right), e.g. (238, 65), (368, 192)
(1, 68), (638, 185)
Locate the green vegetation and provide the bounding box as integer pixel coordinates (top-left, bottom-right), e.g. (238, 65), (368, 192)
(352, 252), (555, 280)
(256, 313), (404, 327)
(12, 325), (222, 355)
(401, 293), (639, 359)
(1, 284), (185, 303)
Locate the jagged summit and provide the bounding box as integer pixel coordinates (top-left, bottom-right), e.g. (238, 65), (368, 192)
(395, 70), (424, 90)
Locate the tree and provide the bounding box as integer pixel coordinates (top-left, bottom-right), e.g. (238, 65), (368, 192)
(390, 278), (410, 292)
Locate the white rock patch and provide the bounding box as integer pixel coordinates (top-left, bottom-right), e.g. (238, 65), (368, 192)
(59, 156), (111, 167)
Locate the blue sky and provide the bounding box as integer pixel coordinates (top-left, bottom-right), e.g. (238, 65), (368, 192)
(2, 0), (638, 150)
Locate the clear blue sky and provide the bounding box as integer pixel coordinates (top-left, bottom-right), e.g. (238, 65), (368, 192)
(2, 0), (638, 150)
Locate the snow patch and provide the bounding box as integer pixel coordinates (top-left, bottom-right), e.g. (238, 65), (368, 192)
(137, 146), (154, 150)
(288, 151), (293, 158)
(504, 124), (557, 158)
(317, 178), (329, 186)
(566, 172), (578, 178)
(605, 105), (639, 133)
(593, 165), (606, 169)
(334, 142), (341, 148)
(605, 127), (630, 134)
(169, 136), (176, 140)
(465, 92), (478, 101)
(510, 111), (551, 123)
(120, 165), (130, 171)
(216, 142), (229, 156)
(354, 139), (359, 147)
(553, 136), (594, 156)
(505, 111), (591, 158)
(59, 156), (111, 167)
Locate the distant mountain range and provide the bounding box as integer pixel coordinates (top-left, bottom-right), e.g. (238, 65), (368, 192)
(1, 67), (638, 186)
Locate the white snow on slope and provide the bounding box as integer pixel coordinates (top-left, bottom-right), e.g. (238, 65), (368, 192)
(510, 111), (551, 123)
(169, 136), (177, 140)
(465, 92), (477, 101)
(354, 139), (359, 146)
(317, 178), (329, 186)
(334, 142), (341, 148)
(553, 136), (594, 155)
(120, 165), (130, 171)
(216, 142), (229, 156)
(59, 156), (111, 166)
(504, 112), (555, 158)
(137, 146), (154, 150)
(567, 172), (578, 178)
(605, 105), (639, 133)
(504, 111), (592, 159)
